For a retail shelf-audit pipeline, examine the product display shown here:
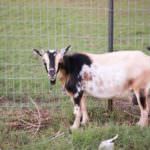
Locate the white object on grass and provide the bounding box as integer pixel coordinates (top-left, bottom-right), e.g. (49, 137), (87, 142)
(98, 134), (118, 150)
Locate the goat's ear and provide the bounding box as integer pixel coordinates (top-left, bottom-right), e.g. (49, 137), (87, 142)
(33, 49), (44, 57)
(60, 45), (71, 56)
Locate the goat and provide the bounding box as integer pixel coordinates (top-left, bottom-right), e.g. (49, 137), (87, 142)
(34, 46), (150, 129)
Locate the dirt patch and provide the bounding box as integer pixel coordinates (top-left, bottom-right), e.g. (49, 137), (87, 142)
(0, 96), (150, 132)
(4, 108), (52, 132)
(0, 96), (70, 135)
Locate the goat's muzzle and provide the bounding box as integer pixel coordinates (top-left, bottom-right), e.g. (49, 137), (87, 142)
(48, 76), (56, 85)
(48, 69), (56, 85)
(49, 69), (55, 77)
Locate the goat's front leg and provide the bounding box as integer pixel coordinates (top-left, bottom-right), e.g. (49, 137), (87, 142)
(80, 95), (89, 125)
(70, 104), (82, 130)
(70, 92), (83, 130)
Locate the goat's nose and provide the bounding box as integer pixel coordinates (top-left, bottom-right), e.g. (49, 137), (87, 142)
(49, 69), (55, 76)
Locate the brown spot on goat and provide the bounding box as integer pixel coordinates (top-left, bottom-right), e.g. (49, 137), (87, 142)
(132, 71), (150, 90)
(124, 79), (134, 90)
(83, 72), (92, 81)
(128, 79), (134, 87)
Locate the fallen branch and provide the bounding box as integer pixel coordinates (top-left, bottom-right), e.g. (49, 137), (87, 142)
(19, 118), (39, 128)
(29, 97), (42, 136)
(48, 131), (64, 142)
(124, 110), (140, 119)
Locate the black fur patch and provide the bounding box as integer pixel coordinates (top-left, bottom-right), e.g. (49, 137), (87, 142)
(139, 89), (146, 109)
(147, 46), (150, 51)
(62, 53), (92, 75)
(44, 62), (48, 73)
(65, 75), (79, 94)
(61, 53), (92, 105)
(63, 53), (92, 94)
(131, 91), (138, 105)
(132, 94), (138, 105)
(74, 91), (84, 105)
(47, 51), (56, 71)
(50, 80), (56, 85)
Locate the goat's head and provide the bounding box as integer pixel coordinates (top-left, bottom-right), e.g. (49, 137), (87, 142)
(33, 45), (71, 85)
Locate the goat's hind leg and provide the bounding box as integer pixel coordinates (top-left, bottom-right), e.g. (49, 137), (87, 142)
(134, 89), (149, 127)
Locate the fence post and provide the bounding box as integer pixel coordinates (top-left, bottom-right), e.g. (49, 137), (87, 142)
(108, 0), (114, 111)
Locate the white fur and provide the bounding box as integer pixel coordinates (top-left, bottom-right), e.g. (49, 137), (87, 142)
(49, 49), (56, 53)
(71, 105), (81, 129)
(80, 63), (127, 98)
(80, 95), (89, 125)
(76, 50), (150, 128)
(43, 53), (50, 71)
(74, 93), (79, 98)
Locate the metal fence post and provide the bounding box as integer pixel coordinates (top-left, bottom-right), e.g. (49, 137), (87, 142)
(108, 0), (114, 111)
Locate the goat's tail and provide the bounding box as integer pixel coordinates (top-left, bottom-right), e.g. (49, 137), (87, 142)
(147, 47), (150, 51)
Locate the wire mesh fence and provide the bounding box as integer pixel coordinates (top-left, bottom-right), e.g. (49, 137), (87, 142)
(0, 1), (150, 149)
(0, 0), (150, 107)
(114, 0), (150, 50)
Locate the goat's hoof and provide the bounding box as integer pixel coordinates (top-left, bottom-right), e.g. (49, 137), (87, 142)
(70, 125), (79, 130)
(81, 119), (89, 126)
(136, 120), (148, 127)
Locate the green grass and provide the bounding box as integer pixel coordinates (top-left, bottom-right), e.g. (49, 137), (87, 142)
(0, 101), (150, 150)
(0, 0), (149, 100)
(0, 0), (150, 149)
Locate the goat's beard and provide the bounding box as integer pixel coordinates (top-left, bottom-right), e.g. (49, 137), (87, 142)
(50, 79), (56, 85)
(48, 75), (56, 85)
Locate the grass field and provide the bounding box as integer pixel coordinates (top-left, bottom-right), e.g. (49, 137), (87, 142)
(0, 0), (150, 149)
